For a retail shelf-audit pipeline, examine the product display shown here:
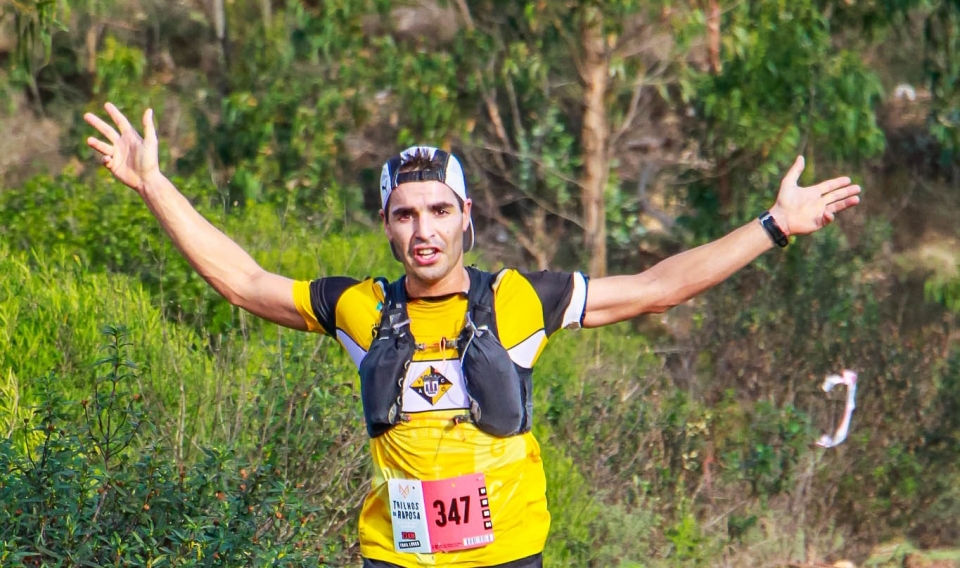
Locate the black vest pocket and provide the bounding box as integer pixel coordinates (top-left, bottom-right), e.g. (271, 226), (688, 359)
(359, 332), (414, 438)
(460, 329), (524, 437)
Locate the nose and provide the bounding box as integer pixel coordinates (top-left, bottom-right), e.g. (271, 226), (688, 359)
(413, 215), (436, 240)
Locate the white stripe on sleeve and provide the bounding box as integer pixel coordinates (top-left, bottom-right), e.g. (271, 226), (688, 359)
(560, 272), (587, 330)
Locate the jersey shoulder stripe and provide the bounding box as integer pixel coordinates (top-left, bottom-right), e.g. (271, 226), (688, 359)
(513, 270), (588, 336)
(293, 277), (381, 339)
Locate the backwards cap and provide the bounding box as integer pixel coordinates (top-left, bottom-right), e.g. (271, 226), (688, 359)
(379, 145), (474, 252)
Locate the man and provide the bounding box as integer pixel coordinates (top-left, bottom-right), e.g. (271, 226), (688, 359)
(84, 102), (860, 568)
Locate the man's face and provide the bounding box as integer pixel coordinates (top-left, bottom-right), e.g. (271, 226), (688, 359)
(381, 180), (472, 292)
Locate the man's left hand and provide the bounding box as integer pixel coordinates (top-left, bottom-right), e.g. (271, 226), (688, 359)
(768, 156), (862, 237)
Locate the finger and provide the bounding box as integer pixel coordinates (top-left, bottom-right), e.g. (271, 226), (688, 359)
(104, 102), (135, 135)
(826, 194), (861, 214)
(813, 176), (854, 196)
(86, 136), (114, 156)
(823, 184), (861, 205)
(782, 155), (805, 187)
(84, 112), (121, 144)
(142, 108), (157, 142)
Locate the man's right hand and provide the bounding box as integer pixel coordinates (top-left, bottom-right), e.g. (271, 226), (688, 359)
(84, 103), (161, 194)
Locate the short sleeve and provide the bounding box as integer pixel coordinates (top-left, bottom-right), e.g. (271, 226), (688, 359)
(292, 276), (360, 335)
(518, 270), (588, 336)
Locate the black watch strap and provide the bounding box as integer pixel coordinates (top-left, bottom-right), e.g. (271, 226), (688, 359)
(759, 211), (789, 248)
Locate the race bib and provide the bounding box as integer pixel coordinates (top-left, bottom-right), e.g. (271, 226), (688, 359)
(388, 473), (495, 553)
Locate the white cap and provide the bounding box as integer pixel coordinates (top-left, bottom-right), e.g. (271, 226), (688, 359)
(379, 146), (474, 252)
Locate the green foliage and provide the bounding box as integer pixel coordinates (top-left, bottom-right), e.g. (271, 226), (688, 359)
(694, 221), (960, 546)
(535, 326), (664, 491)
(924, 1), (960, 160)
(1, 0), (64, 70)
(82, 325), (144, 468)
(538, 436), (601, 566)
(90, 35), (161, 115)
(3, 1), (960, 564)
(664, 510), (715, 564)
(588, 501), (659, 567)
(715, 397), (809, 497)
(697, 1), (885, 157)
(0, 353), (326, 566)
(925, 273), (960, 313)
(0, 170), (397, 332)
(684, 0), (886, 236)
(0, 240), (214, 452)
(175, 0), (392, 214)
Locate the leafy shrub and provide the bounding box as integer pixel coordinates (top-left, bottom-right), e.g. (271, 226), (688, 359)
(0, 329), (332, 566)
(692, 222), (960, 550)
(529, 221), (958, 563)
(0, 170), (398, 334)
(0, 241), (216, 455)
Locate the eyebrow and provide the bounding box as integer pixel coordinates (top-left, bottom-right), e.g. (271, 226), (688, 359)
(389, 201), (458, 218)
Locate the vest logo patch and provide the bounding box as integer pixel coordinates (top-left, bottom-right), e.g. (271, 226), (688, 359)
(411, 366), (452, 405)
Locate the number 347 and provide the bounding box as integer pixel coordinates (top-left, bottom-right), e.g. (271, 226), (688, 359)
(433, 496), (470, 527)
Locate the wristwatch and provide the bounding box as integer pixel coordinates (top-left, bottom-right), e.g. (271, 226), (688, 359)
(759, 211), (789, 248)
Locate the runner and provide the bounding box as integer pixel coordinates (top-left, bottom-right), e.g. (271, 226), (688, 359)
(84, 102), (861, 567)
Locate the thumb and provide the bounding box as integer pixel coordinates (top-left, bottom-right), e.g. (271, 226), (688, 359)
(782, 155), (805, 188)
(143, 108), (157, 143)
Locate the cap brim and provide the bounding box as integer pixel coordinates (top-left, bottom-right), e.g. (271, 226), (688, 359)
(463, 218), (475, 253)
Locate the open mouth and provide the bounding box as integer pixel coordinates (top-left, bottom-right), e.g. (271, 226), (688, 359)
(413, 247), (441, 264)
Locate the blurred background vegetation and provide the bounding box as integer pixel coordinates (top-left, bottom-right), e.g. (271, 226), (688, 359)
(0, 0), (958, 566)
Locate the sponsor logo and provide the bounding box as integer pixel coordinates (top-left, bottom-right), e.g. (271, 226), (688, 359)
(398, 540), (422, 550)
(402, 531), (416, 540)
(411, 366), (452, 405)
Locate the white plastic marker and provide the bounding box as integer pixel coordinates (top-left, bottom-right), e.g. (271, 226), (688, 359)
(817, 370), (858, 448)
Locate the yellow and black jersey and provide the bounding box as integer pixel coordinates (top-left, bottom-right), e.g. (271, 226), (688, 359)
(292, 269), (588, 567)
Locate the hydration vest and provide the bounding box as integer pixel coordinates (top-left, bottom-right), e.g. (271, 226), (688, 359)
(357, 267), (534, 438)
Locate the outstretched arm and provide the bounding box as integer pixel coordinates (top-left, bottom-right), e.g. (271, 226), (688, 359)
(85, 103), (308, 331)
(582, 157), (861, 328)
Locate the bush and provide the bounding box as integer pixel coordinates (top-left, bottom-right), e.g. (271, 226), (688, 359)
(0, 330), (331, 566)
(0, 170), (398, 334)
(0, 241), (214, 456)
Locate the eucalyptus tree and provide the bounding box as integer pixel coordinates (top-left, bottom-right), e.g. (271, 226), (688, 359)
(380, 1), (890, 276)
(455, 0), (688, 276)
(811, 0), (960, 313)
(377, 0), (693, 276)
(683, 0), (887, 240)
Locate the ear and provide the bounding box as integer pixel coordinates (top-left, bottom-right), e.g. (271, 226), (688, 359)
(461, 199), (473, 232)
(380, 210), (401, 262)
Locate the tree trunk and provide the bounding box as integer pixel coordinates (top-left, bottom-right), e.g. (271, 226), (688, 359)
(261, 0), (272, 29)
(85, 24), (99, 75)
(211, 0), (229, 70)
(707, 0), (731, 211)
(580, 6), (610, 278)
(707, 0), (721, 74)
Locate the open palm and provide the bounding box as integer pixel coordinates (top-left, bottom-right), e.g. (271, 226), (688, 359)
(771, 156), (862, 237)
(84, 103), (159, 193)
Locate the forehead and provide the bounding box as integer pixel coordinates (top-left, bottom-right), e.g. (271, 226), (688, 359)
(386, 180), (460, 209)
